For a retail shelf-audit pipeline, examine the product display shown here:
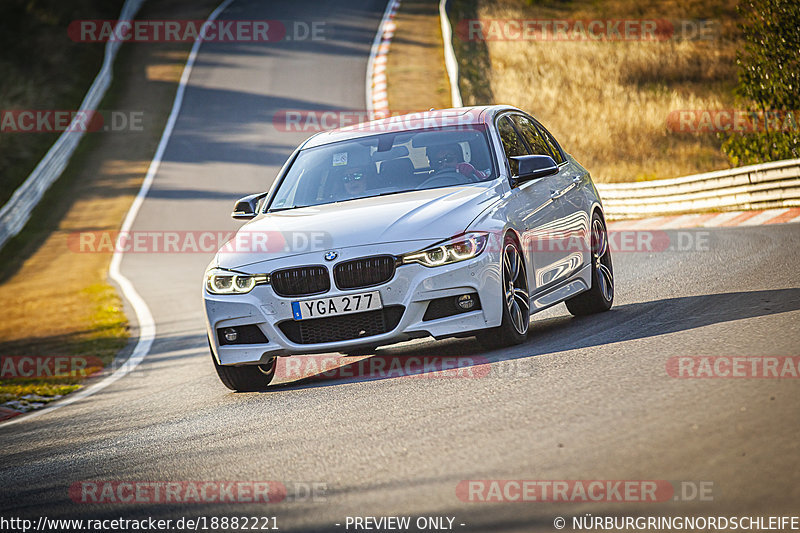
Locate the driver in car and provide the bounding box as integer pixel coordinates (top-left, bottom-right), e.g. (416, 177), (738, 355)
(341, 165), (368, 197)
(327, 148), (373, 201)
(426, 143), (487, 180)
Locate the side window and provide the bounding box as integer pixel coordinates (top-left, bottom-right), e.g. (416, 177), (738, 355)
(497, 116), (528, 176)
(534, 121), (565, 164)
(511, 115), (553, 158)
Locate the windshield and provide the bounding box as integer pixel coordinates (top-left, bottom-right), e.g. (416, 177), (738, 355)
(267, 125), (496, 212)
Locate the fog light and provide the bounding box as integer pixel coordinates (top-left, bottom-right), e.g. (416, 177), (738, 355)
(456, 294), (476, 310)
(224, 328), (238, 343)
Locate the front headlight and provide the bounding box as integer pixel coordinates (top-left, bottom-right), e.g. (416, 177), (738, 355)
(205, 268), (268, 295)
(401, 232), (489, 267)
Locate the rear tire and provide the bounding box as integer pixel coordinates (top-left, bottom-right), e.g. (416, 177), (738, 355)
(565, 211), (614, 316)
(209, 339), (276, 391)
(476, 234), (530, 349)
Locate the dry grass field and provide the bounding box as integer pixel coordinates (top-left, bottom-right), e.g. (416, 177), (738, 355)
(473, 0), (742, 182)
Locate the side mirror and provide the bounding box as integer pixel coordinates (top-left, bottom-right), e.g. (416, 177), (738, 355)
(510, 155), (558, 183)
(231, 193), (267, 220)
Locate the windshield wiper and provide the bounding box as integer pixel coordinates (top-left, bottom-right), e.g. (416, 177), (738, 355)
(267, 205), (310, 213)
(363, 191), (407, 199)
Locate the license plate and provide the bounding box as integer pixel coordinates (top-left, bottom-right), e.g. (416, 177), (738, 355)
(291, 291), (382, 320)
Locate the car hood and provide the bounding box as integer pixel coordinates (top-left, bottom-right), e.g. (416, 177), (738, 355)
(217, 183), (500, 269)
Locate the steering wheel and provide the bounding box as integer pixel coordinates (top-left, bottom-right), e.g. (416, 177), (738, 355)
(415, 169), (464, 190)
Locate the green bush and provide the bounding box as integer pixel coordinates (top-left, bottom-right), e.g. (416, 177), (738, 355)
(722, 0), (800, 165)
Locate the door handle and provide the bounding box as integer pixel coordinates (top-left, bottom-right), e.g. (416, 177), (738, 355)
(551, 179), (580, 200)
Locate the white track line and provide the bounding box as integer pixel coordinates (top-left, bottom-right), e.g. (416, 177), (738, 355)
(1, 0), (236, 428)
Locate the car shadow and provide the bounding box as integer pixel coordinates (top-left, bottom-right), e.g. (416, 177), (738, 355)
(264, 287), (800, 391)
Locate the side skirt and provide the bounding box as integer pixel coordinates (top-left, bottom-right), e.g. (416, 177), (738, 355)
(530, 264), (592, 314)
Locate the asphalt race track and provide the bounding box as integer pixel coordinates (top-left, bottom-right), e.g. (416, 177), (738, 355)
(1, 1), (799, 531)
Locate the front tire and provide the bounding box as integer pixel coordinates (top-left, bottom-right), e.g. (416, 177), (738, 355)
(476, 234), (530, 349)
(209, 339), (276, 391)
(565, 212), (614, 316)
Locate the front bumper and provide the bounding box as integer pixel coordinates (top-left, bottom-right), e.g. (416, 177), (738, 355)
(204, 243), (503, 366)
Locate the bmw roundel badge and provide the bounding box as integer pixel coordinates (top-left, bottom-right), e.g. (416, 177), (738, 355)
(324, 251), (338, 261)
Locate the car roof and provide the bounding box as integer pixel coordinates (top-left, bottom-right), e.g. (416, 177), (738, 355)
(300, 105), (521, 149)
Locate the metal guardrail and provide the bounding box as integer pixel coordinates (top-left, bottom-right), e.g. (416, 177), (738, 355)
(0, 0), (144, 251)
(439, 0), (462, 108)
(596, 159), (800, 219)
